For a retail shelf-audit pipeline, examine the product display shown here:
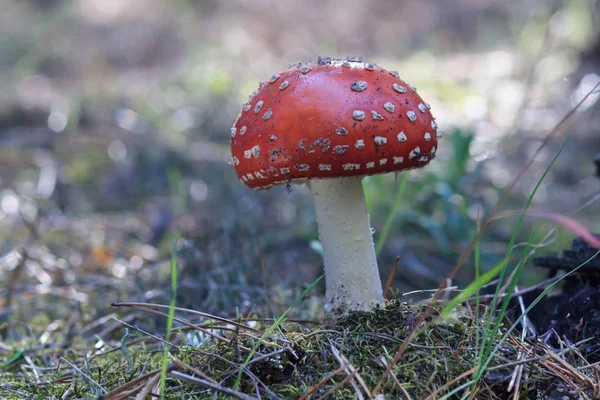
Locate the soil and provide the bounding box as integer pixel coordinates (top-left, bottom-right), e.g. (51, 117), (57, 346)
(524, 235), (600, 362)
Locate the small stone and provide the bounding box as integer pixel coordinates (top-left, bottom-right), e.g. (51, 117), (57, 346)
(309, 138), (324, 153)
(269, 73), (280, 83)
(335, 126), (348, 136)
(346, 56), (363, 62)
(374, 136), (387, 146)
(316, 56), (332, 65)
(262, 109), (273, 120)
(351, 81), (368, 92)
(409, 147), (421, 159)
(352, 110), (366, 121)
(393, 83), (407, 94)
(383, 102), (395, 113)
(334, 145), (349, 155)
(270, 147), (282, 158)
(342, 163), (360, 171)
(297, 139), (307, 150)
(371, 110), (384, 121)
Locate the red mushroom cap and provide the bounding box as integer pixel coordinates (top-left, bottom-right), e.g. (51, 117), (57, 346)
(231, 56), (439, 189)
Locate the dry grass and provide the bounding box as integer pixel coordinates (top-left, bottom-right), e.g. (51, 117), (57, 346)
(0, 296), (597, 399)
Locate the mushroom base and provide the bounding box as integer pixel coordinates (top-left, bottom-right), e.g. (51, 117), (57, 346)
(308, 176), (384, 314)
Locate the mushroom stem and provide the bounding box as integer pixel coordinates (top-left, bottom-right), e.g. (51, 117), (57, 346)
(308, 176), (384, 314)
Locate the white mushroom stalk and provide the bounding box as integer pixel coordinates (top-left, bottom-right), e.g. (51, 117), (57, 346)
(308, 177), (383, 313)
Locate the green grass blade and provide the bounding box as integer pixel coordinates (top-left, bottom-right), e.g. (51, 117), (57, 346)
(475, 138), (568, 372)
(439, 379), (477, 400)
(474, 212), (482, 356)
(478, 248), (600, 380)
(475, 233), (534, 377)
(492, 231), (535, 333)
(441, 140), (567, 318)
(441, 258), (508, 315)
(375, 171), (409, 256)
(159, 233), (179, 400)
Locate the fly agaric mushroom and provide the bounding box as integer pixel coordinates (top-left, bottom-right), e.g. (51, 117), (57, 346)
(230, 56), (439, 314)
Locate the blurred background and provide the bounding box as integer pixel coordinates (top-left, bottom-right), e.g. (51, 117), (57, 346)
(1, 0), (599, 323)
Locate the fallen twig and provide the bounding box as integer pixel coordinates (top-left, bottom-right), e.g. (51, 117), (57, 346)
(169, 370), (258, 400)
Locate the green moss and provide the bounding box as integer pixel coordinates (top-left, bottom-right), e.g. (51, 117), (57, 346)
(176, 300), (502, 399)
(1, 298), (592, 399)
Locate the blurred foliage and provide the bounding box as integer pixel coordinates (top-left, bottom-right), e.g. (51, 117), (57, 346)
(0, 0), (598, 326)
(366, 130), (508, 287)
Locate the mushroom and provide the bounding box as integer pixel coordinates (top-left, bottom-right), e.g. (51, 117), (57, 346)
(230, 56), (439, 314)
